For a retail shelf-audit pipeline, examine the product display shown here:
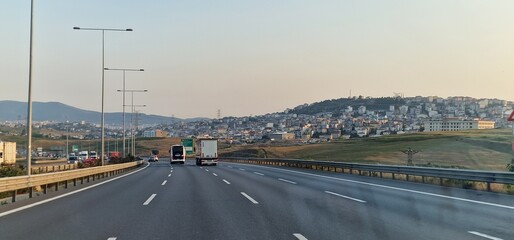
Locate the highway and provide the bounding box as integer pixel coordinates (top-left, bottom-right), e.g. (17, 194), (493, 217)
(1, 160), (513, 240)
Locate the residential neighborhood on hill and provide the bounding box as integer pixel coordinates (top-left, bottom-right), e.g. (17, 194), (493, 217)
(1, 96), (512, 146)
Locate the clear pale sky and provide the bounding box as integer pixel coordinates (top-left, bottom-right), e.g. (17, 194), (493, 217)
(1, 1), (514, 118)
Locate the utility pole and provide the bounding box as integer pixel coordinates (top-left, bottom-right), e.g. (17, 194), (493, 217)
(401, 147), (419, 166)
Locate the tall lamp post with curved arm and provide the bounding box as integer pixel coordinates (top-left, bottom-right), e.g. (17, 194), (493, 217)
(73, 26), (133, 165)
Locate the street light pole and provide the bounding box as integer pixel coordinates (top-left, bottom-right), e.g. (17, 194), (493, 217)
(26, 0), (35, 176)
(105, 68), (144, 157)
(73, 27), (133, 165)
(118, 89), (147, 157)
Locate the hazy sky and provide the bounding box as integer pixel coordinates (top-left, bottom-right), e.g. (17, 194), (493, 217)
(2, 1), (514, 118)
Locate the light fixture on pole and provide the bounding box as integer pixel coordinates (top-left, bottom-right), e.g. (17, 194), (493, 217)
(73, 26), (133, 165)
(105, 67), (144, 157)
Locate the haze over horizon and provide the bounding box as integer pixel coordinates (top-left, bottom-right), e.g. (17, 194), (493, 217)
(2, 1), (514, 118)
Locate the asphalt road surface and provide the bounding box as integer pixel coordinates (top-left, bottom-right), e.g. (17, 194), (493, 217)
(0, 160), (513, 240)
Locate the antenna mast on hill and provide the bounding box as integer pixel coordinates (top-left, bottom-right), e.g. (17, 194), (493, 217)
(217, 109), (221, 120)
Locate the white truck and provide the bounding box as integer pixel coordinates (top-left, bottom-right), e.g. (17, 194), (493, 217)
(170, 145), (186, 164)
(195, 138), (218, 166)
(0, 141), (16, 165)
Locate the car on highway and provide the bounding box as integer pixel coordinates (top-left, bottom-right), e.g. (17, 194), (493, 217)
(67, 155), (79, 164)
(148, 155), (158, 162)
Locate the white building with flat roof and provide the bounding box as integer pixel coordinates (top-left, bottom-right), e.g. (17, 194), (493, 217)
(424, 119), (495, 132)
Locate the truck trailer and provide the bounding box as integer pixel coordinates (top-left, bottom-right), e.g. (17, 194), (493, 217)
(195, 138), (218, 166)
(0, 141), (16, 165)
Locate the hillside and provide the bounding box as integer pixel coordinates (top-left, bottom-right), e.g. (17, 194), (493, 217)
(0, 101), (195, 125)
(220, 129), (514, 171)
(291, 97), (405, 115)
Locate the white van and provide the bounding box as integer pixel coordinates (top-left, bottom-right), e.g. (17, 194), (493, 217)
(78, 151), (88, 161)
(170, 145), (186, 164)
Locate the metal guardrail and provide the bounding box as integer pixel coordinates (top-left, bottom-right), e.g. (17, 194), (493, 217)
(221, 158), (514, 191)
(31, 163), (78, 174)
(0, 160), (144, 202)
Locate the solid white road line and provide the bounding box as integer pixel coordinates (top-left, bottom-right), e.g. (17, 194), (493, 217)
(293, 233), (308, 240)
(325, 191), (366, 203)
(168, 174), (171, 177)
(223, 179), (231, 184)
(253, 172), (264, 176)
(228, 163), (514, 211)
(107, 237), (117, 240)
(241, 192), (259, 204)
(161, 180), (167, 186)
(143, 194), (157, 205)
(468, 231), (503, 240)
(0, 162), (150, 218)
(278, 178), (297, 185)
(239, 168), (246, 171)
(213, 173), (218, 177)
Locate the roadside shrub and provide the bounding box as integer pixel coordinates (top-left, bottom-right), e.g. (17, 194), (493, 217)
(108, 155), (135, 164)
(506, 159), (514, 172)
(0, 166), (26, 178)
(78, 158), (101, 168)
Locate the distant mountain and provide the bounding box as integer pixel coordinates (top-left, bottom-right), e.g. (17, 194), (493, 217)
(290, 97), (405, 115)
(0, 101), (206, 125)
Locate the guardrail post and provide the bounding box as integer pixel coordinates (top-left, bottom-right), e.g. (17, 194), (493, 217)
(12, 191), (16, 202)
(55, 182), (59, 191)
(392, 173), (395, 180)
(406, 174), (410, 181)
(43, 184), (47, 194)
(52, 166), (55, 172)
(28, 187), (33, 198)
(65, 180), (68, 189)
(421, 176), (425, 183)
(487, 182), (491, 191)
(74, 179), (77, 186)
(380, 172), (383, 178)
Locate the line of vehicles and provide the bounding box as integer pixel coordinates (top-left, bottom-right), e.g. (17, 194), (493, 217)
(149, 138), (219, 166)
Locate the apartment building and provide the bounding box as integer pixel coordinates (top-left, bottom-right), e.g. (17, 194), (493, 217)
(424, 119), (495, 132)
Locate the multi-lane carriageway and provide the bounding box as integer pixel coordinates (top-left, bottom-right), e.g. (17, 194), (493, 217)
(0, 160), (513, 240)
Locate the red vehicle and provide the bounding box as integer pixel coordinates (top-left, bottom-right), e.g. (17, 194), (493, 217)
(109, 152), (121, 159)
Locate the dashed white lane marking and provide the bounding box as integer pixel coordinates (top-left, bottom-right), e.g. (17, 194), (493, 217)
(205, 169), (210, 172)
(228, 166), (233, 168)
(200, 167), (203, 169)
(213, 173), (218, 177)
(253, 172), (264, 176)
(107, 237), (117, 240)
(0, 162), (150, 218)
(228, 163), (514, 211)
(278, 178), (297, 185)
(223, 179), (231, 184)
(161, 180), (167, 186)
(170, 170), (173, 173)
(293, 233), (308, 240)
(325, 191), (366, 203)
(241, 192), (259, 204)
(143, 194), (157, 205)
(168, 174), (171, 177)
(239, 168), (246, 171)
(468, 231), (503, 240)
